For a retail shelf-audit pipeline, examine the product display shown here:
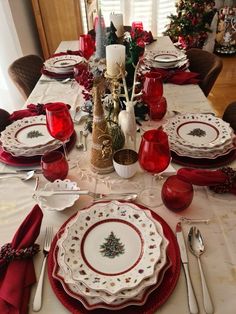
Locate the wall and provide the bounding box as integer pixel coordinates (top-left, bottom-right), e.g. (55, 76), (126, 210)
(0, 0), (42, 113)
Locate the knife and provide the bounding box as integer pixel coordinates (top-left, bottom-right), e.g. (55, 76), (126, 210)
(176, 222), (199, 314)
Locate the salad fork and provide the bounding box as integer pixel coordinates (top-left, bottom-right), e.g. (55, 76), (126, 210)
(33, 227), (53, 312)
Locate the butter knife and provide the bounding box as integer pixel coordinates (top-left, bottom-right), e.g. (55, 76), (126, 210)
(176, 222), (199, 314)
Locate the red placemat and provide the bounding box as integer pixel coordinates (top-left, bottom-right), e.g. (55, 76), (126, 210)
(171, 149), (236, 169)
(47, 202), (181, 314)
(0, 131), (76, 167)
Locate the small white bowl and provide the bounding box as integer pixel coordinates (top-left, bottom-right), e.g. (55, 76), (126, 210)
(113, 149), (138, 179)
(37, 179), (80, 211)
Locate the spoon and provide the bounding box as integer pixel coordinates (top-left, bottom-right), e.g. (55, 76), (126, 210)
(0, 170), (35, 181)
(188, 226), (214, 314)
(76, 130), (84, 150)
(40, 78), (72, 84)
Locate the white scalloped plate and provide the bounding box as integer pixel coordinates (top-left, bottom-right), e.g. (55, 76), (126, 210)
(44, 55), (83, 71)
(57, 201), (162, 294)
(36, 179), (80, 211)
(164, 113), (233, 149)
(55, 207), (169, 303)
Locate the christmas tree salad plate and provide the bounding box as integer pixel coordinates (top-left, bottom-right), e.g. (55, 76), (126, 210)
(54, 207), (169, 305)
(57, 201), (163, 295)
(163, 113), (234, 150)
(0, 115), (62, 157)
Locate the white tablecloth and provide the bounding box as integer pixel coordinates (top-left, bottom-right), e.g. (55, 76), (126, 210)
(0, 37), (235, 314)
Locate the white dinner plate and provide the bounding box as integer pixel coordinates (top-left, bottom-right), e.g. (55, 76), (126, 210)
(57, 201), (163, 294)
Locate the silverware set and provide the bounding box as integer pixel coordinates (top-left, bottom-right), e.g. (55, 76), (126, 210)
(176, 222), (214, 314)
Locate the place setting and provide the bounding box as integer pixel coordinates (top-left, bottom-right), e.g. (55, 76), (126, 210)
(47, 200), (181, 314)
(0, 103), (77, 167)
(163, 113), (236, 168)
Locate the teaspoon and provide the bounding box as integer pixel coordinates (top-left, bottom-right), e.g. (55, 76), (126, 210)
(188, 226), (214, 314)
(0, 170), (35, 181)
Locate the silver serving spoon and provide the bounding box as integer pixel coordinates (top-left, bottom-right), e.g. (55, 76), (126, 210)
(188, 227), (214, 314)
(0, 170), (35, 181)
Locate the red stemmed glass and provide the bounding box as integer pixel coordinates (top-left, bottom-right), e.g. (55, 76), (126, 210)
(138, 129), (171, 207)
(79, 34), (95, 60)
(45, 102), (74, 161)
(142, 72), (166, 122)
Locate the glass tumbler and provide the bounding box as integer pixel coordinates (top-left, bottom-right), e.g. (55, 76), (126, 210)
(41, 151), (69, 182)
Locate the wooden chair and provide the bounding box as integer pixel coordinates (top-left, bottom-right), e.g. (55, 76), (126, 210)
(222, 101), (236, 131)
(186, 48), (223, 97)
(8, 55), (44, 100)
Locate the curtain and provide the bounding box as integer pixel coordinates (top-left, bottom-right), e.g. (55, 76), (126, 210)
(0, 1), (24, 113)
(99, 0), (176, 36)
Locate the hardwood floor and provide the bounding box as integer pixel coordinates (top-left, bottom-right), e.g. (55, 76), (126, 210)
(208, 55), (236, 117)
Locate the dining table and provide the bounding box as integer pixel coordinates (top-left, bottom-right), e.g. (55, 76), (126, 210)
(0, 36), (236, 314)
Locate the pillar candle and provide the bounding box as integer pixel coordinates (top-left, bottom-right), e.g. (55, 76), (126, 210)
(110, 13), (124, 37)
(106, 44), (125, 77)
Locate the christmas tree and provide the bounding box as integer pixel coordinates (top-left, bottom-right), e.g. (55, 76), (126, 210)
(100, 231), (125, 258)
(95, 9), (106, 59)
(164, 0), (216, 49)
(107, 21), (118, 45)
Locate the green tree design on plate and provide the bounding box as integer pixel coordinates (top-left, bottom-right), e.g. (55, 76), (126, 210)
(27, 130), (43, 138)
(100, 231), (125, 258)
(187, 128), (206, 137)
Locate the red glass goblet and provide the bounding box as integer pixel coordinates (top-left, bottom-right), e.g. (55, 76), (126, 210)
(131, 21), (143, 31)
(161, 175), (194, 211)
(142, 72), (164, 124)
(45, 102), (74, 161)
(142, 71), (163, 105)
(138, 129), (171, 207)
(79, 34), (95, 60)
(41, 151), (69, 182)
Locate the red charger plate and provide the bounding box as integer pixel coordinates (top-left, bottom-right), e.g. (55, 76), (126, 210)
(0, 131), (76, 167)
(41, 67), (74, 79)
(47, 201), (181, 314)
(171, 149), (236, 168)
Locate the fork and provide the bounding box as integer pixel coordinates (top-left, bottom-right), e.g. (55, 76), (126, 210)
(32, 227), (53, 312)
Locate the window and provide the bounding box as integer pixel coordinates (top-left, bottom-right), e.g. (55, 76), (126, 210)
(81, 0), (176, 36)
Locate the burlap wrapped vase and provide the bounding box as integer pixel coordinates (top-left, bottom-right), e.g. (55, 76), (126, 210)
(90, 79), (114, 174)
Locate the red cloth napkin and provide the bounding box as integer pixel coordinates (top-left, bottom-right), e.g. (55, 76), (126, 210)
(9, 103), (71, 122)
(9, 104), (46, 122)
(51, 50), (83, 58)
(41, 68), (74, 79)
(0, 205), (43, 314)
(151, 68), (200, 85)
(177, 168), (236, 194)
